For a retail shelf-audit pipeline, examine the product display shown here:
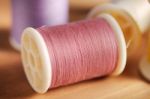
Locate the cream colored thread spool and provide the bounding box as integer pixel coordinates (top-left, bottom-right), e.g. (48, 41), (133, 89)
(139, 31), (150, 81)
(88, 0), (150, 33)
(112, 0), (150, 32)
(88, 0), (150, 56)
(21, 14), (127, 93)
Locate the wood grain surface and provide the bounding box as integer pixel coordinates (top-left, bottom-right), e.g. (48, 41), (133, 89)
(0, 0), (150, 99)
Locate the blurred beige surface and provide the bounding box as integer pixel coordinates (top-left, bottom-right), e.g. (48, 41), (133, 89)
(70, 0), (109, 10)
(0, 0), (11, 30)
(0, 0), (150, 99)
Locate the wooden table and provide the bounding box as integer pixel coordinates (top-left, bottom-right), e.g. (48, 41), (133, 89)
(0, 0), (150, 99)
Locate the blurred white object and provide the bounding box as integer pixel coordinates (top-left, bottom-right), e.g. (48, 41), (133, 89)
(88, 0), (150, 33)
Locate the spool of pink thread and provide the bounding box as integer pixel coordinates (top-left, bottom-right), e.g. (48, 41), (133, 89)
(21, 14), (126, 93)
(10, 0), (68, 50)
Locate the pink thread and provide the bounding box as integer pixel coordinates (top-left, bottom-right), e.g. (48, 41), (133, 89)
(37, 18), (118, 88)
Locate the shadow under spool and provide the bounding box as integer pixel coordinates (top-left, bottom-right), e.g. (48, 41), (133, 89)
(10, 0), (68, 50)
(21, 14), (126, 93)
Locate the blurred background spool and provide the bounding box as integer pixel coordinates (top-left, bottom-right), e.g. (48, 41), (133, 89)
(88, 0), (150, 57)
(10, 0), (69, 50)
(0, 0), (111, 30)
(21, 14), (126, 93)
(136, 0), (150, 82)
(139, 29), (150, 81)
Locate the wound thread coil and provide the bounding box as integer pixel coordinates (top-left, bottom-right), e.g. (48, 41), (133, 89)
(11, 0), (68, 50)
(21, 14), (126, 93)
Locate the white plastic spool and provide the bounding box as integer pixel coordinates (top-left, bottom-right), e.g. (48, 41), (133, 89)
(21, 28), (51, 93)
(21, 14), (127, 93)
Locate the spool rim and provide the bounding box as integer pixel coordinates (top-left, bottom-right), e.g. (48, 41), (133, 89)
(99, 14), (127, 75)
(21, 28), (51, 93)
